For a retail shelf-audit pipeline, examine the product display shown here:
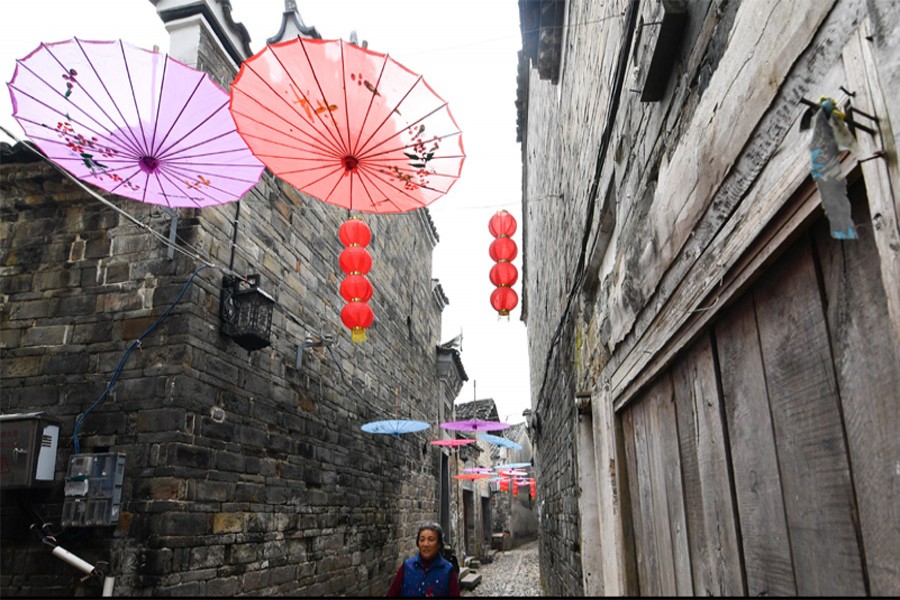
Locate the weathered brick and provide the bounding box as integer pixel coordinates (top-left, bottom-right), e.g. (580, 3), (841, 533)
(167, 443), (212, 469)
(212, 513), (245, 535)
(21, 325), (69, 346)
(136, 409), (186, 433)
(151, 513), (210, 536)
(45, 352), (90, 375)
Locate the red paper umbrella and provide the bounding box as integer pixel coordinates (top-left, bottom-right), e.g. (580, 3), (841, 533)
(229, 37), (465, 214)
(430, 439), (476, 447)
(454, 473), (492, 480)
(491, 286), (519, 316)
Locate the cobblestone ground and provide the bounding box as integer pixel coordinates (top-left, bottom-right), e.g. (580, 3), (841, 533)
(461, 539), (543, 597)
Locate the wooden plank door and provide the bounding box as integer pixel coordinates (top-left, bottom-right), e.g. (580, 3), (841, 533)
(718, 230), (866, 596)
(814, 182), (900, 595)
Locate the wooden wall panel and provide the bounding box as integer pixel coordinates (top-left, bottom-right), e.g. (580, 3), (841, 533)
(815, 183), (900, 594)
(753, 234), (866, 596)
(672, 334), (744, 596)
(623, 398), (660, 595)
(623, 377), (691, 596)
(716, 295), (796, 596)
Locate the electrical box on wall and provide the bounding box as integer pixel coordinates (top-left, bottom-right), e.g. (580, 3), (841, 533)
(0, 412), (61, 489)
(61, 453), (126, 527)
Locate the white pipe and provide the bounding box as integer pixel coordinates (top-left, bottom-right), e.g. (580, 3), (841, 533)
(51, 546), (95, 576)
(50, 545), (115, 597)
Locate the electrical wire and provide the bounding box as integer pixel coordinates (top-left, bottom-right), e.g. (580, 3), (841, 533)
(2, 122), (489, 437)
(72, 264), (211, 453)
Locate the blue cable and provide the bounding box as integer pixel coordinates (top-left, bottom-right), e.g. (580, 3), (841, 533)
(73, 264), (211, 453)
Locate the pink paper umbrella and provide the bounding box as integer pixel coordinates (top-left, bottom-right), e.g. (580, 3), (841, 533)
(430, 439), (475, 447)
(8, 38), (264, 207)
(440, 419), (511, 433)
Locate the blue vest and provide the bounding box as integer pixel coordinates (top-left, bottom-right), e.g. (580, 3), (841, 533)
(399, 553), (453, 597)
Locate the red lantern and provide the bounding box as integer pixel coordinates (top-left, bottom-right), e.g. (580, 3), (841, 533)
(489, 209), (517, 237)
(339, 218), (372, 247)
(341, 301), (374, 343)
(490, 287), (518, 316)
(339, 217), (373, 342)
(340, 274), (373, 303)
(339, 246), (373, 275)
(489, 210), (518, 317)
(489, 262), (518, 287)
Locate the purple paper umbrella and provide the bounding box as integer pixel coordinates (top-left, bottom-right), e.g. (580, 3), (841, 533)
(8, 38), (264, 207)
(440, 419), (511, 433)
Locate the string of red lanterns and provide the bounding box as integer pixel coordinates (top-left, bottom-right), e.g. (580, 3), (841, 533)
(488, 210), (519, 316)
(338, 217), (374, 343)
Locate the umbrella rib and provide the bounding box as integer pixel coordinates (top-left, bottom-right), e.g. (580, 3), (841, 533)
(338, 40), (352, 158)
(158, 160), (262, 187)
(242, 41), (346, 158)
(348, 44), (391, 160)
(354, 73), (425, 159)
(291, 36), (351, 157)
(73, 38), (148, 156)
(229, 76), (345, 159)
(13, 45), (143, 158)
(357, 102), (450, 162)
(62, 40), (146, 156)
(8, 67), (126, 150)
(353, 163), (433, 212)
(11, 109), (137, 164)
(362, 128), (462, 163)
(154, 74), (223, 161)
(151, 165), (220, 209)
(120, 40), (152, 157)
(158, 125), (240, 162)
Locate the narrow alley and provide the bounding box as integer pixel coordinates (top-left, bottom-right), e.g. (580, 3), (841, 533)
(460, 540), (542, 597)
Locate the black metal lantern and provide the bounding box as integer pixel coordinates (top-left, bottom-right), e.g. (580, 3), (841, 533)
(220, 274), (275, 352)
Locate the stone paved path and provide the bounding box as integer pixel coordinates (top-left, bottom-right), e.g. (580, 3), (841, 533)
(460, 539), (543, 597)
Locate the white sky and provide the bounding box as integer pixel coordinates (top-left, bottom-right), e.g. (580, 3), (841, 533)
(1, 0), (530, 424)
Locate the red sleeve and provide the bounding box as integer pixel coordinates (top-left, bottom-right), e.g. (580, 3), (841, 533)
(448, 568), (460, 597)
(386, 564), (404, 597)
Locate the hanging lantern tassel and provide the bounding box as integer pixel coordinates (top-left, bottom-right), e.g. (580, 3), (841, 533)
(339, 218), (374, 343)
(488, 210), (519, 317)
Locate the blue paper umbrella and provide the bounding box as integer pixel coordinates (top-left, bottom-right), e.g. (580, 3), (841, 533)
(361, 419), (431, 438)
(477, 433), (523, 450)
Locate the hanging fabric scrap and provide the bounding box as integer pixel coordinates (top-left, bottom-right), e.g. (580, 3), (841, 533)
(805, 98), (857, 240)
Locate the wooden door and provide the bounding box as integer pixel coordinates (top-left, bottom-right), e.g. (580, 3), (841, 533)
(621, 180), (899, 595)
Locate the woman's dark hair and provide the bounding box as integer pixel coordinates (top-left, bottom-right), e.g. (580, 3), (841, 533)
(416, 522), (444, 549)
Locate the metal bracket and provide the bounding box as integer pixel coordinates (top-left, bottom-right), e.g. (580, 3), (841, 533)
(296, 334), (334, 369)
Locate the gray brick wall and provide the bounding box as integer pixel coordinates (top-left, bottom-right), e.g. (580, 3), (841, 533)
(1, 128), (451, 598)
